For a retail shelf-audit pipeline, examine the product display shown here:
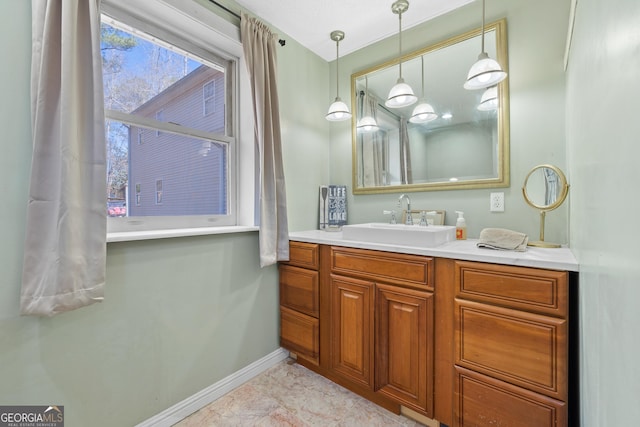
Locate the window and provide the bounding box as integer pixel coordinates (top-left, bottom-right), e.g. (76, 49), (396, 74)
(156, 179), (163, 204)
(203, 80), (215, 116)
(101, 0), (245, 234)
(135, 183), (141, 206)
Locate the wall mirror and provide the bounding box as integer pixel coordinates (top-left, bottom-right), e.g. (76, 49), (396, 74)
(351, 19), (509, 194)
(522, 164), (569, 248)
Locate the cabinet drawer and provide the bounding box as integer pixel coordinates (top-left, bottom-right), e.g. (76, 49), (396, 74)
(279, 265), (319, 318)
(455, 299), (567, 400)
(330, 246), (434, 290)
(455, 261), (568, 317)
(454, 367), (566, 427)
(280, 306), (319, 366)
(284, 241), (319, 270)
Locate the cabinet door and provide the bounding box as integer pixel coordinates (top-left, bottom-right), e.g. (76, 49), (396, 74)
(330, 274), (375, 389)
(376, 284), (434, 417)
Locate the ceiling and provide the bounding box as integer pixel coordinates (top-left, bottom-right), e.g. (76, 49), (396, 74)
(233, 0), (475, 61)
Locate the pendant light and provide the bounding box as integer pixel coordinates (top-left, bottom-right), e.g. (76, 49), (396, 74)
(477, 85), (498, 111)
(385, 0), (417, 109)
(464, 0), (507, 90)
(357, 76), (379, 132)
(410, 55), (437, 123)
(326, 30), (352, 122)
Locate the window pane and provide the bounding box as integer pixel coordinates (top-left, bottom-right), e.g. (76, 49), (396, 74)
(101, 21), (226, 135)
(102, 17), (232, 221)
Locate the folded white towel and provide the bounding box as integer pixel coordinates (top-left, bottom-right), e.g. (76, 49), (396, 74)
(477, 228), (528, 252)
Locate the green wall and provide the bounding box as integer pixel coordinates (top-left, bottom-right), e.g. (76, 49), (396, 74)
(566, 0), (640, 424)
(0, 1), (328, 426)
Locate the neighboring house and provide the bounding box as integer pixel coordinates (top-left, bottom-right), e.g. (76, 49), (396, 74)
(128, 65), (227, 217)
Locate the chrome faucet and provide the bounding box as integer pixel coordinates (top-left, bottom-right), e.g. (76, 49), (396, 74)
(383, 210), (397, 224)
(397, 194), (413, 225)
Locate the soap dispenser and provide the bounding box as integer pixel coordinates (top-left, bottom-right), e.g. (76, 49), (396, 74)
(455, 211), (467, 240)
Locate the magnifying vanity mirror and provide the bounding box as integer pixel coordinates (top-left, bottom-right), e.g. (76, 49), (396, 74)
(522, 164), (569, 248)
(351, 19), (509, 194)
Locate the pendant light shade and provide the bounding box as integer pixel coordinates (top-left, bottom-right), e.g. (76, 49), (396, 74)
(410, 102), (437, 123)
(464, 0), (507, 90)
(410, 56), (438, 123)
(464, 53), (507, 90)
(385, 0), (417, 109)
(357, 77), (379, 132)
(326, 30), (352, 122)
(326, 98), (351, 121)
(357, 116), (379, 132)
(386, 79), (417, 108)
(478, 85), (498, 111)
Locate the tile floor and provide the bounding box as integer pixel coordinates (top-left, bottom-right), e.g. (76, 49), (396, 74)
(174, 359), (426, 426)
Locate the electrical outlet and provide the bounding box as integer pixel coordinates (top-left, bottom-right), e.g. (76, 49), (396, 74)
(490, 192), (505, 212)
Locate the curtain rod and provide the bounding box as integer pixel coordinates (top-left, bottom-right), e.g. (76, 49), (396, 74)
(208, 0), (286, 46)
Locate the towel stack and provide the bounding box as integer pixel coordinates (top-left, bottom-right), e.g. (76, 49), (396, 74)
(477, 228), (528, 252)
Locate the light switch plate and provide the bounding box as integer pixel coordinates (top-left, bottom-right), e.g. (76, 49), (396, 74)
(490, 192), (505, 212)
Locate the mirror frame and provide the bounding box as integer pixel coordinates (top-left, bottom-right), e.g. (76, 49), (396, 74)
(522, 164), (569, 211)
(351, 19), (510, 194)
(521, 164), (569, 248)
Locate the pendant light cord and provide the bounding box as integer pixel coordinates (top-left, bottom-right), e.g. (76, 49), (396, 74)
(420, 56), (425, 97)
(398, 11), (403, 79)
(335, 40), (340, 97)
(481, 0), (486, 53)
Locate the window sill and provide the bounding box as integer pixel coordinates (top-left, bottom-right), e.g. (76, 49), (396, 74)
(107, 225), (259, 243)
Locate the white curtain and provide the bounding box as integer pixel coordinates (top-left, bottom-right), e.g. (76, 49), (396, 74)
(399, 118), (412, 185)
(241, 14), (289, 267)
(360, 92), (387, 186)
(22, 0), (106, 316)
(544, 167), (559, 205)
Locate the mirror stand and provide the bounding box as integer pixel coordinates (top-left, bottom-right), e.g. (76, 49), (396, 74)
(528, 210), (560, 248)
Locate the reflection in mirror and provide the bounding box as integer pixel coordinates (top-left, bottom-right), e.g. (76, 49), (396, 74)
(352, 19), (509, 194)
(522, 164), (569, 248)
(524, 168), (562, 208)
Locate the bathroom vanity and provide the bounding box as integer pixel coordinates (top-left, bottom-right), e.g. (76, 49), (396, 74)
(279, 230), (578, 427)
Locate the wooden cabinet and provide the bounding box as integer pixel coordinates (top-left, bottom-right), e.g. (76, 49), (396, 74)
(453, 261), (569, 427)
(328, 246), (435, 418)
(279, 242), (320, 366)
(279, 242), (575, 427)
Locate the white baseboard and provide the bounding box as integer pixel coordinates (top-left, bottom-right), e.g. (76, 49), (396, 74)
(136, 347), (290, 427)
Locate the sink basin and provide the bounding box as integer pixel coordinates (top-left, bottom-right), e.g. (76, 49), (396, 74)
(341, 223), (456, 248)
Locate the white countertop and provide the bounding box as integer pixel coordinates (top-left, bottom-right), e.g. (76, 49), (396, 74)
(289, 229), (579, 272)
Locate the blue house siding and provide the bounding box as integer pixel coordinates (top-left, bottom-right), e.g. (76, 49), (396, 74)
(128, 65), (227, 217)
